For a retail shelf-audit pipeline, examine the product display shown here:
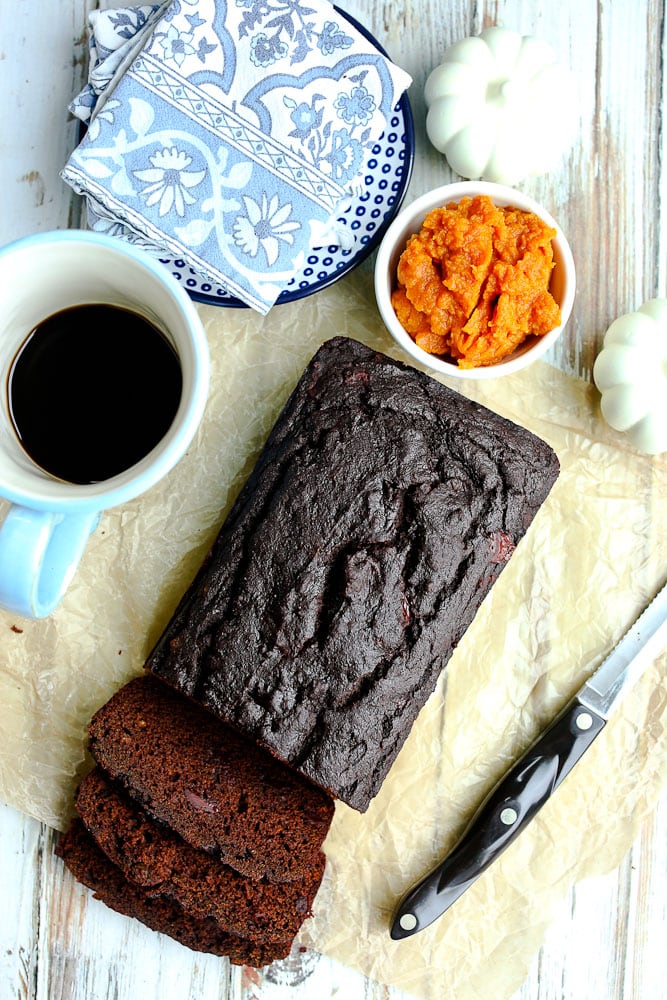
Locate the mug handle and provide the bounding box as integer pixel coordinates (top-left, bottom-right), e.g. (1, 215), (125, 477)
(0, 505), (100, 619)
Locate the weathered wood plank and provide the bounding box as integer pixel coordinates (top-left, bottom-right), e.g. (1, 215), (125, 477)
(0, 803), (42, 1000)
(511, 796), (667, 1000)
(0, 0), (666, 998)
(0, 0), (95, 241)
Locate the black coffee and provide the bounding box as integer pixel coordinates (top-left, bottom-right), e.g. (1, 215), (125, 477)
(7, 303), (183, 484)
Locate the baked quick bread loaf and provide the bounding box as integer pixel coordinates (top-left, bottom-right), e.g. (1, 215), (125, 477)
(56, 820), (292, 965)
(76, 767), (325, 942)
(87, 675), (334, 882)
(146, 337), (560, 811)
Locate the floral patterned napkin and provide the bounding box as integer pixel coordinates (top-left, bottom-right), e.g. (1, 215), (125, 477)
(63, 0), (411, 312)
(69, 4), (164, 124)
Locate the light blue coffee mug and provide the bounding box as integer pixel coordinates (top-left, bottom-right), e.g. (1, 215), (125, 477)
(0, 230), (210, 619)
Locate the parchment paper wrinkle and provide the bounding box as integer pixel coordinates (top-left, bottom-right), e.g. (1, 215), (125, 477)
(0, 269), (664, 1000)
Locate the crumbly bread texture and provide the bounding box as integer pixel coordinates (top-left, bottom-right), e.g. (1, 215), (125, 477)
(87, 675), (334, 882)
(76, 767), (325, 943)
(146, 337), (560, 811)
(55, 820), (292, 965)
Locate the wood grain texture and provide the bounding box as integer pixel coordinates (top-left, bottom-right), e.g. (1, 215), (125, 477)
(0, 0), (666, 998)
(0, 0), (91, 240)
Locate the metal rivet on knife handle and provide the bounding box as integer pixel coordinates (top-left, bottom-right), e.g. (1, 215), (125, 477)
(499, 806), (518, 825)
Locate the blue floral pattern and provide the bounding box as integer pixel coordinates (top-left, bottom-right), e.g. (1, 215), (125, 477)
(133, 146), (206, 216)
(334, 78), (376, 126)
(317, 19), (353, 57)
(232, 193), (300, 265)
(327, 127), (364, 183)
(69, 4), (164, 124)
(108, 6), (159, 43)
(63, 0), (411, 312)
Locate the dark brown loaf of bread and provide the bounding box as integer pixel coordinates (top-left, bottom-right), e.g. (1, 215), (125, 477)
(87, 675), (334, 882)
(56, 819), (292, 965)
(146, 337), (560, 811)
(76, 767), (325, 942)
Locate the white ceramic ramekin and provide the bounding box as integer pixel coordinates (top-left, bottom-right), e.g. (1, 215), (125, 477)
(374, 181), (576, 379)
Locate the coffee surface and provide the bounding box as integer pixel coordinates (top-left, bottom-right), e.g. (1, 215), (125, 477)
(7, 304), (182, 484)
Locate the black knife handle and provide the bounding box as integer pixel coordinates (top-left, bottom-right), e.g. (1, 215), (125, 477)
(390, 697), (606, 939)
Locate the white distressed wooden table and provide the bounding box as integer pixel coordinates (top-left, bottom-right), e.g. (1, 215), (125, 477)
(0, 1), (665, 998)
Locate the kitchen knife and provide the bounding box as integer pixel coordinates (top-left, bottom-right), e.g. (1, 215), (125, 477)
(390, 581), (667, 940)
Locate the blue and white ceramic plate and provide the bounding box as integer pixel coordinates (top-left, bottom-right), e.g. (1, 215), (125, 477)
(159, 11), (415, 308)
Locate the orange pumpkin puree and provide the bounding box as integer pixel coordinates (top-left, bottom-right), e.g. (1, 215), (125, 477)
(391, 195), (561, 368)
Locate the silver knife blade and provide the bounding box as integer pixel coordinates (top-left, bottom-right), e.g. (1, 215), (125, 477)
(390, 580), (667, 940)
(579, 581), (667, 718)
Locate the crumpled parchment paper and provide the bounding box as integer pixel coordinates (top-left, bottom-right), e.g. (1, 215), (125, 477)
(0, 267), (665, 1000)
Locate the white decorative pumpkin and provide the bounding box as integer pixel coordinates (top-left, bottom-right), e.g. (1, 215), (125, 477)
(424, 27), (577, 185)
(593, 298), (667, 455)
